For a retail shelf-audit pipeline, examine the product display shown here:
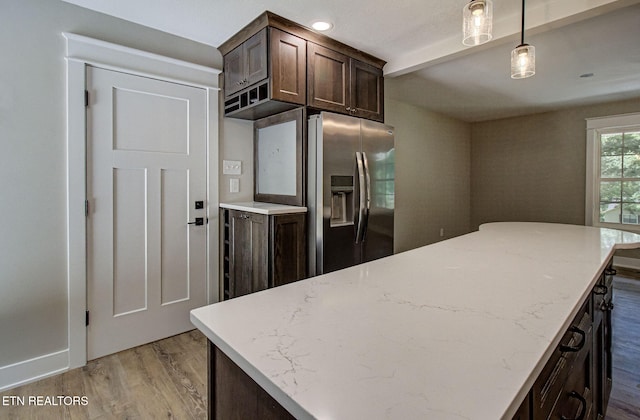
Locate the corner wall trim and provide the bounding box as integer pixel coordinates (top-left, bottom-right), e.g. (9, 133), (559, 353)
(0, 350), (69, 392)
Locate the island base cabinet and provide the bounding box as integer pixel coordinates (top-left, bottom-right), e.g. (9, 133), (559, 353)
(209, 342), (295, 420)
(519, 259), (615, 420)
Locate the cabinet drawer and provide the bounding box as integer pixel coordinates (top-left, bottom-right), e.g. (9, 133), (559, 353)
(549, 342), (593, 420)
(533, 300), (592, 419)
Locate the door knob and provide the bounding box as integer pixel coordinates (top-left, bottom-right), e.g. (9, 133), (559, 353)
(188, 217), (204, 226)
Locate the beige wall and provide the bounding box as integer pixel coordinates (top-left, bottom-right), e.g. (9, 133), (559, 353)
(385, 98), (472, 253)
(0, 0), (220, 371)
(470, 98), (640, 230)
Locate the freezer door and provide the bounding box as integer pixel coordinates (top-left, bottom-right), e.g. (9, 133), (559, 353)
(361, 119), (395, 262)
(320, 113), (363, 274)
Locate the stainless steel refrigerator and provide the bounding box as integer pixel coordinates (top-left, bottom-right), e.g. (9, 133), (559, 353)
(307, 112), (395, 276)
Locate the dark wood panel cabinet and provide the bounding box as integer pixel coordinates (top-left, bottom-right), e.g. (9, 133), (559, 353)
(270, 28), (306, 105)
(229, 210), (269, 299)
(209, 343), (296, 420)
(221, 208), (306, 300)
(593, 265), (615, 419)
(224, 29), (268, 97)
(223, 27), (306, 120)
(270, 213), (306, 287)
(220, 11), (385, 122)
(308, 42), (384, 122)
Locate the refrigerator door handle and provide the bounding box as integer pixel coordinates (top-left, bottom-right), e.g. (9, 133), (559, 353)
(355, 152), (366, 244)
(361, 152), (371, 241)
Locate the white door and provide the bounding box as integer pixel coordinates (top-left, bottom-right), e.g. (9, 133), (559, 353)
(86, 66), (208, 360)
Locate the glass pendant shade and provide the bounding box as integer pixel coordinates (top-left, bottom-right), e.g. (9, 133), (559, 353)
(462, 0), (493, 46)
(510, 44), (535, 79)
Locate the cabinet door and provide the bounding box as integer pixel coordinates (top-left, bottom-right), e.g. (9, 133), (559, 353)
(270, 213), (306, 287)
(229, 210), (268, 298)
(270, 28), (306, 105)
(307, 42), (350, 113)
(224, 45), (244, 97)
(350, 59), (384, 122)
(244, 29), (268, 87)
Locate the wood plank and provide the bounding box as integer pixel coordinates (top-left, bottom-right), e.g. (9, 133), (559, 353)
(606, 277), (640, 419)
(0, 330), (207, 420)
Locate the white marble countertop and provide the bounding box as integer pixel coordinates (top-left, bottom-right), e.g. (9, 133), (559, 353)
(220, 201), (307, 215)
(191, 222), (640, 419)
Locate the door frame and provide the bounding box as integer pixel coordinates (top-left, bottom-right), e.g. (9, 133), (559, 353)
(64, 33), (221, 369)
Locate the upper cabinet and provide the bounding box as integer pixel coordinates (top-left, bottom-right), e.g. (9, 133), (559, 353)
(219, 11), (386, 122)
(224, 29), (268, 97)
(307, 43), (384, 122)
(223, 27), (306, 120)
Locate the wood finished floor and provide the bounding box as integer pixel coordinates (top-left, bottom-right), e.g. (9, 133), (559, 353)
(606, 276), (640, 420)
(0, 330), (207, 420)
(1, 279), (639, 420)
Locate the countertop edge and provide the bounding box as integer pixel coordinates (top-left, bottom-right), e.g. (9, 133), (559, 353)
(190, 309), (314, 420)
(219, 201), (307, 215)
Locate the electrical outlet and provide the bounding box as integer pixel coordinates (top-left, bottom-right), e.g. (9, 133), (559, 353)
(223, 160), (242, 175)
(230, 178), (240, 193)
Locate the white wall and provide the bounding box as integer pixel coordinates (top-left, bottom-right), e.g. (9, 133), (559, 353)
(0, 0), (220, 385)
(384, 96), (472, 253)
(218, 109), (254, 203)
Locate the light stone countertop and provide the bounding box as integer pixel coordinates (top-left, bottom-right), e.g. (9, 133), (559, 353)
(191, 222), (640, 419)
(219, 201), (307, 215)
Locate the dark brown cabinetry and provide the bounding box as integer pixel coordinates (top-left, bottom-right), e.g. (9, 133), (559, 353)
(209, 344), (296, 420)
(308, 42), (384, 122)
(220, 11), (386, 122)
(223, 27), (306, 120)
(224, 29), (268, 98)
(221, 208), (306, 300)
(593, 265), (615, 419)
(228, 210), (268, 298)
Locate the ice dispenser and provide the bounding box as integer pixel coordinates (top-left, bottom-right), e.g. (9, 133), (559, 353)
(330, 175), (354, 227)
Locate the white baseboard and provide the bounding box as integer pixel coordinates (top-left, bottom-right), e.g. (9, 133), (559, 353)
(613, 256), (640, 271)
(0, 350), (69, 392)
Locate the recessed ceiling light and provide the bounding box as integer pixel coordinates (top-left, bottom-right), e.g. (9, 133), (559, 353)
(580, 73), (595, 78)
(311, 21), (333, 31)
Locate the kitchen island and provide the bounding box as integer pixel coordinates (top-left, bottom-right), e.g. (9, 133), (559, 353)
(191, 222), (640, 419)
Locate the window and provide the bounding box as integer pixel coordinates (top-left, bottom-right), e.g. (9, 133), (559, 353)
(586, 113), (640, 230)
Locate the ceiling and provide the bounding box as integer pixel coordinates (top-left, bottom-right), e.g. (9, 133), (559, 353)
(62, 0), (640, 122)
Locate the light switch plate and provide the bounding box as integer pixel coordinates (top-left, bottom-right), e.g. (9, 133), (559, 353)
(223, 160), (242, 175)
(230, 178), (240, 193)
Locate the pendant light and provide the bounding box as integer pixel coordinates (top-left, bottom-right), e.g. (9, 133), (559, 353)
(511, 0), (535, 79)
(462, 0), (493, 46)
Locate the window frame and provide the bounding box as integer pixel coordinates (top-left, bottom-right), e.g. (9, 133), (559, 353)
(586, 112), (640, 231)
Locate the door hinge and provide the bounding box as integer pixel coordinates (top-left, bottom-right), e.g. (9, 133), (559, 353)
(85, 199), (90, 217)
(84, 90), (89, 107)
(85, 310), (90, 326)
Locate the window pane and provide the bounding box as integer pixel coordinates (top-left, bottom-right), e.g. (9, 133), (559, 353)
(600, 202), (620, 223)
(622, 181), (640, 202)
(601, 133), (623, 156)
(601, 155), (622, 178)
(600, 181), (621, 202)
(623, 154), (640, 177)
(623, 131), (640, 155)
(622, 203), (640, 225)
